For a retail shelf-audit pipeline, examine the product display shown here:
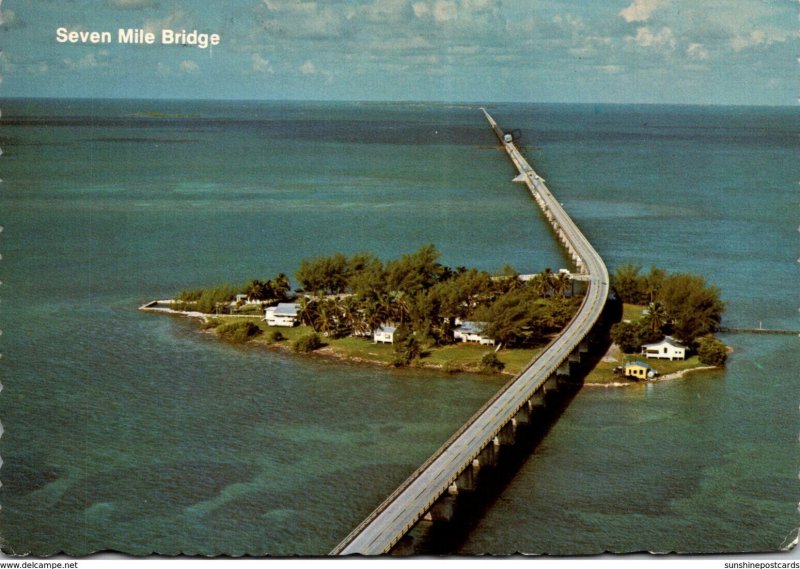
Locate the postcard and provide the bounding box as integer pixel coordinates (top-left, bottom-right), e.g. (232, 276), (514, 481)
(1, 0), (798, 558)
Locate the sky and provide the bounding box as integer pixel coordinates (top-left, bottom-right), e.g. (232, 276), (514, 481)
(1, 0), (798, 104)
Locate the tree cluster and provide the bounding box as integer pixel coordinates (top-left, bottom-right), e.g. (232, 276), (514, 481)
(175, 273), (292, 314)
(216, 320), (262, 344)
(293, 332), (323, 353)
(610, 320), (661, 354)
(294, 245), (582, 352)
(173, 246), (585, 362)
(696, 335), (728, 366)
(242, 275), (291, 303)
(175, 283), (240, 314)
(610, 262), (725, 348)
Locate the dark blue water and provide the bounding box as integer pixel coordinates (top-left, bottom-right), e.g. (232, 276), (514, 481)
(1, 99), (797, 555)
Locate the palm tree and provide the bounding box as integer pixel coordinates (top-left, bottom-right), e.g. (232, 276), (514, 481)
(272, 273), (291, 301)
(315, 298), (343, 338)
(644, 301), (668, 334)
(337, 296), (363, 336)
(344, 297), (371, 337)
(361, 297), (389, 335)
(245, 279), (269, 302)
(531, 270), (555, 298)
(552, 272), (571, 298)
(612, 262), (643, 303)
(389, 290), (411, 325)
(642, 267), (665, 304)
(298, 296), (320, 330)
(393, 327), (422, 365)
(493, 264), (521, 295)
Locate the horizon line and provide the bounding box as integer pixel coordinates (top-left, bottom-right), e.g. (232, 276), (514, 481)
(0, 95), (795, 109)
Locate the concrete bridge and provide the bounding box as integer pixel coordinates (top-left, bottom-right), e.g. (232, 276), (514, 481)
(330, 109), (610, 555)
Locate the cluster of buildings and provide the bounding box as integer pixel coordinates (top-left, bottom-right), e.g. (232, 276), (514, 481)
(264, 303), (496, 347)
(622, 336), (687, 380)
(264, 304), (689, 380)
(373, 320), (495, 346)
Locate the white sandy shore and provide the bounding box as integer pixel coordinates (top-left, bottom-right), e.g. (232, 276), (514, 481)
(139, 300), (258, 321)
(584, 365), (720, 388)
(655, 365), (719, 381)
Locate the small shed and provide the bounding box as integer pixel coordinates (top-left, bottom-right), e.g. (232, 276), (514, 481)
(373, 325), (396, 344)
(624, 361), (654, 380)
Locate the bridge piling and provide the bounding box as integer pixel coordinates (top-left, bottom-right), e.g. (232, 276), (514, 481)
(456, 461), (479, 492)
(477, 437), (501, 468)
(530, 391), (546, 407)
(497, 420), (517, 446)
(426, 496), (456, 522)
(515, 401), (534, 425)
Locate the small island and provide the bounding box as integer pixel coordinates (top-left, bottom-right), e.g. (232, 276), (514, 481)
(143, 245), (585, 375)
(586, 262), (728, 386)
(142, 249), (727, 383)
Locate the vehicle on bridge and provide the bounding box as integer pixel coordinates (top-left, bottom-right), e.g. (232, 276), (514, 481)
(503, 128), (521, 144)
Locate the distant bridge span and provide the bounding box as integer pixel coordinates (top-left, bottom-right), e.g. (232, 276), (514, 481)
(330, 109), (610, 555)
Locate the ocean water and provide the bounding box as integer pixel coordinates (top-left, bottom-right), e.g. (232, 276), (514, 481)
(0, 99), (797, 555)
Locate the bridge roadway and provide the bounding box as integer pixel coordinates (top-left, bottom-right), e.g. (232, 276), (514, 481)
(330, 109), (609, 555)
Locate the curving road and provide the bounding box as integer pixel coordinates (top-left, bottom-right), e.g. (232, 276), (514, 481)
(330, 109), (609, 555)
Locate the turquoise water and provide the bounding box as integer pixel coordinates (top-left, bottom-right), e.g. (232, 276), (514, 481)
(1, 100), (797, 555)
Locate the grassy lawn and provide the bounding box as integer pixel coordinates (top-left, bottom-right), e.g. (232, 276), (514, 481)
(585, 304), (717, 385)
(322, 335), (396, 365)
(419, 344), (540, 375)
(641, 355), (707, 376)
(586, 352), (708, 385)
(586, 358), (633, 385)
(206, 305), (719, 385)
(208, 317), (542, 376)
(206, 317), (313, 344)
(254, 322), (314, 343)
(622, 303), (647, 322)
(494, 347), (543, 375)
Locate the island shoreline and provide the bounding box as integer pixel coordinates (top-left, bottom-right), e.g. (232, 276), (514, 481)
(141, 302), (722, 386)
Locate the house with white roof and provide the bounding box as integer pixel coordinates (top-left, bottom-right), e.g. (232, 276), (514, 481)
(265, 303), (300, 327)
(373, 325), (396, 344)
(453, 321), (495, 346)
(641, 336), (687, 360)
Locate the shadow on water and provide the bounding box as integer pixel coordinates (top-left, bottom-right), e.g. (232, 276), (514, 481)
(408, 381), (585, 555)
(398, 294), (621, 556)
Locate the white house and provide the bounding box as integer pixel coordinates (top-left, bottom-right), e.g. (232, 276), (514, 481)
(453, 321), (495, 346)
(641, 336), (687, 360)
(265, 303), (300, 327)
(373, 325), (396, 344)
